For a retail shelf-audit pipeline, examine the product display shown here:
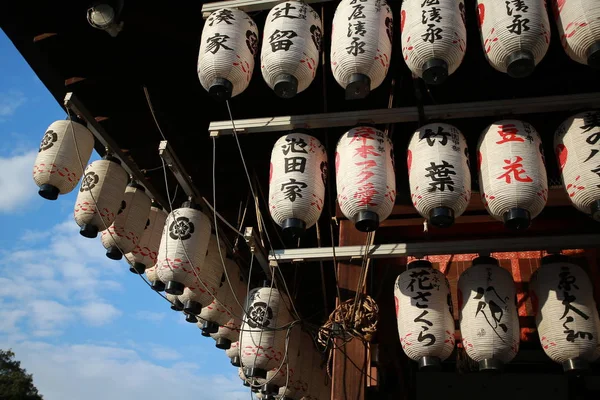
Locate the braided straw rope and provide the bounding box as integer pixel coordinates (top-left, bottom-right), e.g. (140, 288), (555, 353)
(552, 0), (600, 66)
(458, 260), (520, 364)
(531, 260), (600, 364)
(33, 119), (94, 195)
(554, 111), (600, 218)
(330, 0), (393, 92)
(101, 185), (151, 255)
(74, 159), (128, 231)
(477, 0), (550, 73)
(401, 0), (467, 79)
(198, 8), (258, 98)
(125, 206), (168, 269)
(408, 123), (471, 222)
(269, 133), (327, 230)
(261, 1), (322, 95)
(477, 120), (548, 223)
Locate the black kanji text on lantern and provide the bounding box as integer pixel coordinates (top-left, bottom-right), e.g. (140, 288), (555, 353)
(284, 156), (307, 173)
(206, 33), (232, 54)
(558, 267), (594, 343)
(269, 29), (298, 52)
(280, 178), (308, 202)
(208, 9), (235, 26)
(474, 286), (509, 342)
(405, 269), (437, 347)
(282, 137), (308, 155)
(347, 21), (366, 38)
(506, 14), (530, 35)
(421, 126), (451, 146)
(425, 161), (456, 192)
(271, 3), (299, 22)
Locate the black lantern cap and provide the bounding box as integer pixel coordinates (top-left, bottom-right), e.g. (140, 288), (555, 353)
(185, 313), (197, 323)
(503, 207), (531, 231)
(418, 356), (441, 371)
(472, 256), (499, 266)
(346, 73), (371, 100)
(129, 262), (147, 274)
(183, 300), (202, 315)
(590, 199), (600, 222)
(479, 358), (504, 372)
(165, 280), (185, 295)
(106, 246), (123, 260)
(231, 355), (241, 367)
(506, 50), (535, 78)
(429, 206), (454, 228)
(274, 74), (298, 99)
(587, 41), (600, 68)
(170, 298), (184, 311)
(38, 184), (60, 200)
(150, 280), (166, 292)
(541, 253), (569, 265)
(202, 321), (220, 335)
(422, 58), (448, 85)
(563, 358), (589, 373)
(282, 218), (306, 241)
(215, 338), (231, 350)
(244, 367), (267, 379)
(209, 78), (233, 102)
(79, 223), (99, 239)
(408, 259), (432, 270)
(354, 210), (379, 232)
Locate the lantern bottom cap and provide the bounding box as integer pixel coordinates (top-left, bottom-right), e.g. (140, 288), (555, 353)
(202, 321), (220, 335)
(422, 58), (448, 85)
(503, 208), (531, 231)
(244, 367), (267, 379)
(208, 78), (233, 102)
(587, 41), (600, 68)
(79, 224), (99, 239)
(243, 381), (251, 387)
(215, 338), (231, 350)
(181, 200), (202, 210)
(479, 358), (503, 372)
(262, 383), (279, 395)
(282, 218), (306, 240)
(231, 355), (241, 367)
(506, 50), (535, 79)
(354, 210), (379, 232)
(38, 183), (60, 200)
(541, 253), (569, 265)
(170, 298), (184, 311)
(429, 207), (454, 228)
(185, 313), (198, 323)
(129, 262), (146, 274)
(590, 199), (600, 221)
(346, 73), (371, 100)
(408, 259), (433, 270)
(274, 74), (298, 99)
(472, 255), (499, 266)
(563, 358), (589, 373)
(183, 300), (202, 315)
(150, 280), (166, 292)
(164, 280), (185, 295)
(106, 246), (123, 261)
(418, 356), (441, 371)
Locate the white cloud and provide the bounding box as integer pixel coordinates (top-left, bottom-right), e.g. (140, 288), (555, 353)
(0, 150), (38, 213)
(0, 341), (248, 400)
(135, 310), (167, 323)
(148, 344), (182, 361)
(0, 90), (26, 119)
(78, 302), (122, 326)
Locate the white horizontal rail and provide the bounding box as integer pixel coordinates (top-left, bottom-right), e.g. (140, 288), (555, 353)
(202, 0), (334, 19)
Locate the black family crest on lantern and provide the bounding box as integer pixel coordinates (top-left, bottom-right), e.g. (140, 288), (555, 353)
(80, 171), (99, 192)
(310, 25), (322, 51)
(247, 301), (274, 328)
(246, 30), (258, 56)
(39, 130), (58, 152)
(385, 16), (393, 44)
(117, 200), (127, 215)
(169, 216), (195, 241)
(320, 161), (328, 185)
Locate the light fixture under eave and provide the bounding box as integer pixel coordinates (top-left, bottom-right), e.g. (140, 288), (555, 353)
(86, 1), (124, 37)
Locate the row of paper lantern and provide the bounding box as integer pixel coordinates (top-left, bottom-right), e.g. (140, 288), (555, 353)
(395, 255), (600, 372)
(268, 110), (600, 235)
(198, 0), (600, 101)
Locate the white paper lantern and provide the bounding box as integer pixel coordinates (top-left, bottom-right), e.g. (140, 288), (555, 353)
(33, 118), (94, 200)
(226, 341), (241, 367)
(74, 156), (128, 239)
(175, 234), (225, 316)
(552, 0), (600, 67)
(278, 331), (313, 399)
(261, 1), (322, 98)
(269, 133), (327, 238)
(240, 287), (290, 379)
(477, 120), (548, 230)
(144, 265), (165, 292)
(260, 324), (302, 398)
(330, 0), (393, 99)
(394, 260), (455, 370)
(400, 0), (467, 85)
(336, 126), (396, 232)
(476, 0), (550, 77)
(458, 256), (519, 371)
(554, 111), (600, 220)
(125, 203), (168, 274)
(198, 8), (258, 100)
(155, 203), (212, 296)
(408, 123), (471, 227)
(211, 257), (247, 349)
(166, 293), (184, 311)
(530, 255), (600, 371)
(100, 184), (151, 260)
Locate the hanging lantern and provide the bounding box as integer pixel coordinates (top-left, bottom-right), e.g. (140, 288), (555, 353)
(260, 325), (302, 398)
(278, 332), (313, 399)
(177, 234), (226, 318)
(100, 183), (151, 260)
(226, 341), (241, 367)
(74, 155), (129, 238)
(476, 0), (550, 78)
(394, 260), (455, 370)
(33, 117), (94, 200)
(261, 1), (322, 98)
(330, 0), (393, 99)
(198, 8), (258, 101)
(458, 256), (520, 371)
(408, 123), (471, 227)
(211, 316), (240, 350)
(211, 257), (247, 349)
(144, 265), (165, 292)
(554, 111), (600, 221)
(240, 286), (290, 379)
(124, 202), (168, 274)
(400, 0), (467, 85)
(269, 133), (327, 239)
(336, 127), (396, 232)
(155, 202), (212, 296)
(166, 293), (184, 311)
(530, 254), (600, 372)
(477, 120), (548, 230)
(552, 0), (600, 68)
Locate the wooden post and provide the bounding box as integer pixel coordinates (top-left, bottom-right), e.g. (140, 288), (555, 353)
(331, 220), (368, 400)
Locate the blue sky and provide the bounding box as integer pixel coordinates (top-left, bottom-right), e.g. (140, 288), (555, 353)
(0, 30), (246, 399)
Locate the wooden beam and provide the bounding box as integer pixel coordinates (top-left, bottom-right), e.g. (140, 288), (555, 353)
(202, 0), (334, 19)
(208, 93), (600, 136)
(331, 220), (368, 400)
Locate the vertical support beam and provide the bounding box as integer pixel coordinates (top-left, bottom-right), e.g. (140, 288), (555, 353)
(331, 220), (367, 400)
(584, 248), (600, 313)
(511, 256), (534, 342)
